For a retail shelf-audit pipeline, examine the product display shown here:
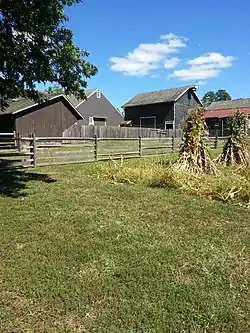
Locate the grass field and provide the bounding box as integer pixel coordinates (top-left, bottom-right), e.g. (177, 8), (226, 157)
(0, 159), (249, 332)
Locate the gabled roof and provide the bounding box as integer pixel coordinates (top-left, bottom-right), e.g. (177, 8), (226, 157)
(123, 85), (198, 107)
(207, 98), (250, 111)
(0, 89), (98, 115)
(0, 94), (84, 119)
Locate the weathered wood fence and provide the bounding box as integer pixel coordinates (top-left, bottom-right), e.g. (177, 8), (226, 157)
(0, 132), (34, 169)
(0, 132), (227, 169)
(63, 124), (183, 138)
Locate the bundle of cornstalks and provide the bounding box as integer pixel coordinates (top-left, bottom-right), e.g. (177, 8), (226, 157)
(175, 106), (217, 175)
(218, 110), (250, 166)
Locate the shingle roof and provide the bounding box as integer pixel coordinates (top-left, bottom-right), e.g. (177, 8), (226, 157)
(2, 98), (36, 114)
(123, 85), (197, 107)
(207, 98), (250, 110)
(0, 89), (98, 114)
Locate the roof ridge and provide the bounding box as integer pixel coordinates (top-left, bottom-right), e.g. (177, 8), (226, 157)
(135, 85), (195, 95)
(123, 85), (197, 107)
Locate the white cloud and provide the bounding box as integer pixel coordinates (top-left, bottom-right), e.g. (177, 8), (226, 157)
(170, 52), (235, 81)
(195, 80), (207, 86)
(164, 57), (180, 69)
(109, 33), (187, 77)
(188, 52), (234, 68)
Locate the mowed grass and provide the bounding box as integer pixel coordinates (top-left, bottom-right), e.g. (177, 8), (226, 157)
(0, 161), (250, 332)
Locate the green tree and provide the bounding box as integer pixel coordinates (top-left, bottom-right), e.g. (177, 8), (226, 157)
(0, 0), (97, 110)
(202, 89), (232, 106)
(215, 89), (232, 102)
(46, 86), (64, 95)
(202, 91), (216, 106)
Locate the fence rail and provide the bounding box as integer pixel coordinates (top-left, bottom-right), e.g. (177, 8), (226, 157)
(63, 124), (183, 139)
(0, 132), (35, 169)
(0, 133), (228, 169)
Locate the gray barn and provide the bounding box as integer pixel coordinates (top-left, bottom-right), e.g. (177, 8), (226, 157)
(0, 95), (83, 136)
(75, 89), (123, 126)
(123, 86), (202, 130)
(0, 89), (123, 136)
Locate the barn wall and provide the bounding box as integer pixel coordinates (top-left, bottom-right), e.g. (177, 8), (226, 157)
(0, 114), (15, 133)
(174, 90), (201, 130)
(76, 91), (123, 126)
(15, 99), (80, 136)
(124, 102), (174, 129)
(206, 118), (231, 136)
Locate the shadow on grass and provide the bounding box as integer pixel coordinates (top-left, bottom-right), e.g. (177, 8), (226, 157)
(0, 159), (55, 198)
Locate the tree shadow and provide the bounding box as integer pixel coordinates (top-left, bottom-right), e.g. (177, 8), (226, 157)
(0, 159), (56, 198)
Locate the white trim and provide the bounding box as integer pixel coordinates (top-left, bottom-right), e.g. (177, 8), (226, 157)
(75, 89), (98, 108)
(88, 116), (94, 125)
(174, 86), (203, 105)
(12, 94), (84, 119)
(76, 89), (123, 120)
(164, 121), (174, 130)
(140, 116), (156, 128)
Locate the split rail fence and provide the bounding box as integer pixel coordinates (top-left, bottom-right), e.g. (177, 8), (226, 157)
(0, 132), (227, 169)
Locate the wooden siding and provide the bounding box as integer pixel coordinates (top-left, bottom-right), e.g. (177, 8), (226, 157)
(15, 99), (81, 136)
(76, 91), (124, 126)
(125, 89), (201, 130)
(174, 90), (201, 130)
(63, 124), (173, 138)
(206, 118), (231, 137)
(124, 102), (174, 129)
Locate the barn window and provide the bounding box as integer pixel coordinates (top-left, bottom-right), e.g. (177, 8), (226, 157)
(93, 117), (106, 126)
(96, 89), (101, 99)
(140, 116), (156, 128)
(89, 116), (94, 125)
(165, 121), (174, 130)
(188, 91), (192, 100)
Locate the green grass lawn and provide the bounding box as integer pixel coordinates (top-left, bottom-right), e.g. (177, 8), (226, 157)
(0, 161), (249, 332)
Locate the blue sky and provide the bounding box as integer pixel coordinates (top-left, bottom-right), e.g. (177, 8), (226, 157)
(65, 0), (250, 109)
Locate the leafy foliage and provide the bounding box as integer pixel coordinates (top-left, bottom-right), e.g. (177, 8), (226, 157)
(0, 0), (97, 110)
(219, 111), (250, 166)
(202, 91), (216, 105)
(202, 89), (231, 105)
(215, 89), (232, 102)
(176, 106), (217, 174)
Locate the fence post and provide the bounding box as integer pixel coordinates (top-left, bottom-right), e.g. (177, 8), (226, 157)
(138, 136), (142, 157)
(13, 130), (17, 147)
(94, 134), (98, 161)
(214, 134), (218, 149)
(16, 133), (21, 151)
(172, 136), (175, 153)
(30, 133), (37, 167)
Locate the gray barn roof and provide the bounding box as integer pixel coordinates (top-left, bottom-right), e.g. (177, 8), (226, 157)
(0, 89), (98, 114)
(207, 98), (250, 110)
(123, 85), (197, 107)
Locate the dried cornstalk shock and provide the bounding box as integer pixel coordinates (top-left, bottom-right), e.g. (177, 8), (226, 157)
(218, 110), (250, 166)
(175, 106), (217, 175)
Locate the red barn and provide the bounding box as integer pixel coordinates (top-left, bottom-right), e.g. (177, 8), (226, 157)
(205, 99), (250, 136)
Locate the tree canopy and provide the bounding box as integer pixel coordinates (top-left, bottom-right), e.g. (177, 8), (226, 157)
(215, 89), (232, 102)
(201, 91), (216, 106)
(0, 0), (97, 110)
(202, 89), (232, 106)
